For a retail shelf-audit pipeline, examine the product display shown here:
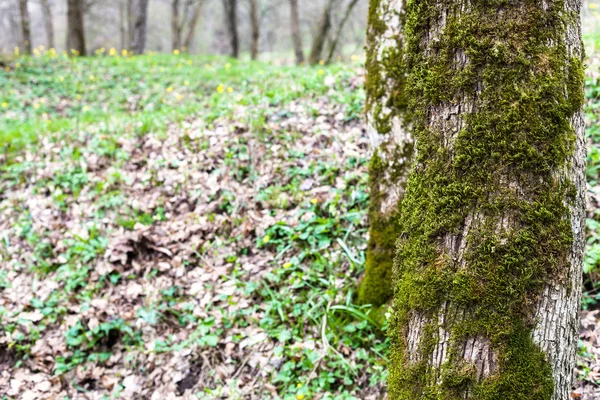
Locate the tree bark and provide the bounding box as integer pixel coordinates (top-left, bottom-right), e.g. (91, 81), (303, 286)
(129, 0), (149, 54)
(325, 0), (359, 64)
(308, 0), (335, 65)
(222, 0), (239, 58)
(40, 0), (54, 49)
(249, 0), (259, 60)
(357, 0), (411, 308)
(18, 0), (31, 54)
(172, 0), (181, 51)
(387, 0), (585, 398)
(289, 0), (304, 65)
(66, 0), (86, 56)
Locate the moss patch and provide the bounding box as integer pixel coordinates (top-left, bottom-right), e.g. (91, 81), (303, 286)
(388, 0), (584, 398)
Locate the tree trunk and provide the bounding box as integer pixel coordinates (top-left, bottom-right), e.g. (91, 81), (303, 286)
(387, 0), (585, 398)
(172, 0), (181, 51)
(222, 0), (239, 58)
(308, 0), (335, 65)
(325, 0), (359, 64)
(249, 0), (259, 60)
(66, 0), (86, 56)
(120, 0), (127, 50)
(127, 0), (133, 49)
(183, 0), (205, 50)
(130, 0), (149, 54)
(18, 0), (31, 54)
(40, 0), (54, 49)
(357, 0), (411, 308)
(289, 0), (304, 65)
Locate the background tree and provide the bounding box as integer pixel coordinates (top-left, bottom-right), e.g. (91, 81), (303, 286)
(171, 0), (205, 52)
(325, 0), (359, 64)
(66, 0), (86, 55)
(288, 0), (303, 65)
(249, 0), (259, 60)
(18, 0), (31, 54)
(308, 0), (335, 65)
(387, 0), (585, 398)
(129, 0), (149, 54)
(357, 0), (410, 308)
(40, 0), (54, 49)
(222, 0), (239, 58)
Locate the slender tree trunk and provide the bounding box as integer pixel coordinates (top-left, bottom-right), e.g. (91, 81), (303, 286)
(66, 0), (86, 56)
(387, 0), (585, 398)
(222, 0), (239, 58)
(130, 0), (149, 54)
(325, 0), (359, 64)
(40, 0), (54, 49)
(18, 0), (31, 54)
(289, 0), (304, 65)
(249, 0), (259, 60)
(183, 0), (205, 50)
(120, 0), (126, 50)
(171, 0), (181, 51)
(357, 0), (411, 308)
(127, 0), (134, 49)
(308, 0), (335, 65)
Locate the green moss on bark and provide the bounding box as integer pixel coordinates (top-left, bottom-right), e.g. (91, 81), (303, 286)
(360, 0), (412, 308)
(388, 0), (585, 397)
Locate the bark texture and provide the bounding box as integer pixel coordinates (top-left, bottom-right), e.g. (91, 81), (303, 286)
(249, 0), (259, 60)
(66, 0), (86, 56)
(388, 0), (585, 398)
(130, 0), (149, 54)
(40, 0), (54, 49)
(308, 0), (335, 65)
(223, 0), (239, 58)
(18, 0), (31, 54)
(289, 0), (304, 65)
(358, 0), (412, 307)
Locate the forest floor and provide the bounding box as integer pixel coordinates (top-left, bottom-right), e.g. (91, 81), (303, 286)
(1, 53), (600, 399)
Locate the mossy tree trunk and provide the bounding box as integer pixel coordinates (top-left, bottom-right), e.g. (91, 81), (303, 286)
(388, 0), (585, 398)
(358, 0), (412, 308)
(249, 0), (260, 60)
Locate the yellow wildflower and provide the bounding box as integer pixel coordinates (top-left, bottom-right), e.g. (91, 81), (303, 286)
(318, 69), (324, 75)
(227, 87), (233, 93)
(83, 105), (89, 111)
(225, 63), (231, 69)
(14, 46), (19, 55)
(167, 87), (174, 92)
(217, 84), (225, 93)
(33, 103), (40, 109)
(310, 198), (318, 204)
(89, 75), (95, 81)
(319, 60), (325, 65)
(109, 48), (117, 56)
(122, 49), (128, 56)
(1, 102), (7, 108)
(283, 262), (292, 269)
(263, 235), (270, 243)
(173, 49), (180, 55)
(297, 395), (304, 400)
(187, 59), (192, 65)
(184, 80), (189, 86)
